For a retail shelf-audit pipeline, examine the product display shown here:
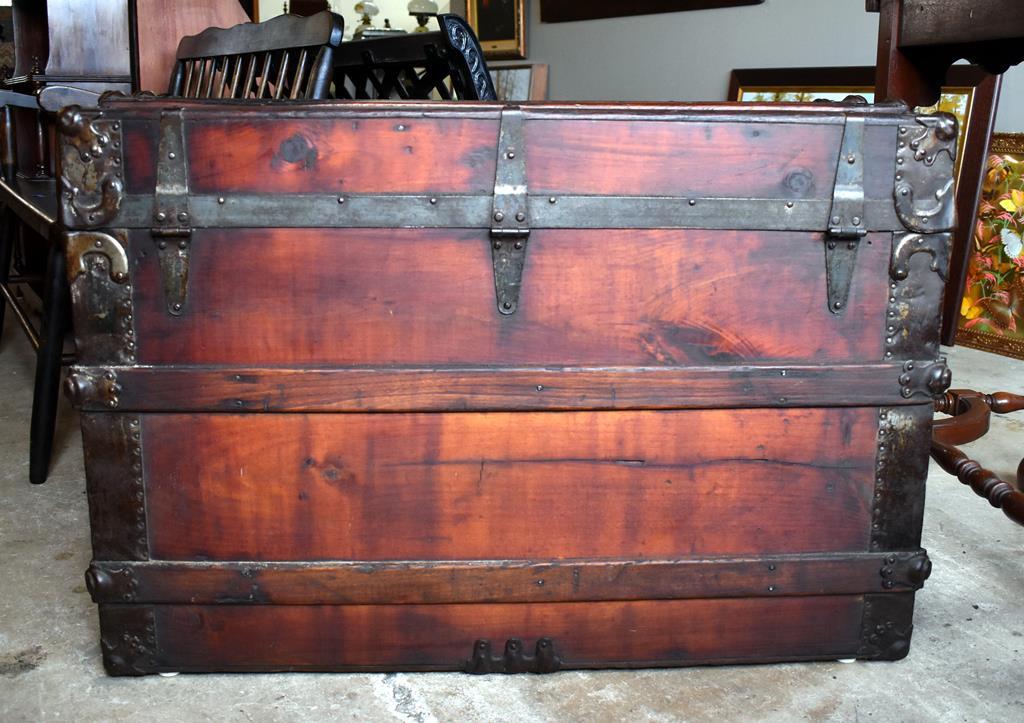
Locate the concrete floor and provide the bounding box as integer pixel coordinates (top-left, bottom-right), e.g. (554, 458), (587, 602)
(1, 313), (1022, 722)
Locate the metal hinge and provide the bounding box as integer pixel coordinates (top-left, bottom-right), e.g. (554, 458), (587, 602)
(490, 108), (530, 315)
(825, 115), (867, 315)
(152, 109), (192, 316)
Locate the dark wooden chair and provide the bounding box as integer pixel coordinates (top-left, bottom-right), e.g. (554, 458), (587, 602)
(868, 0), (1024, 527)
(330, 14), (496, 101)
(933, 391), (1024, 525)
(0, 10), (344, 485)
(168, 10), (343, 100)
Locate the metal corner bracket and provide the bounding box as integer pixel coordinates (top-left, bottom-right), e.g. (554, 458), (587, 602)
(66, 230), (130, 284)
(57, 106), (125, 229)
(894, 114), (957, 234)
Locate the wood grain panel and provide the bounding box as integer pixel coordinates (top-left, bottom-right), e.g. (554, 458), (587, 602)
(84, 364), (914, 413)
(528, 118), (896, 202)
(150, 596), (866, 671)
(131, 229), (890, 366)
(144, 408), (877, 561)
(87, 553), (926, 605)
(527, 119), (842, 198)
(186, 118), (500, 194)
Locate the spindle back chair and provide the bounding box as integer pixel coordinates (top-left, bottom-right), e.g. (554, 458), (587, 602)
(169, 10), (344, 100)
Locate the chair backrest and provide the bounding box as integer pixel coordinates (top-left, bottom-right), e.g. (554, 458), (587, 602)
(330, 14), (496, 101)
(168, 10), (345, 100)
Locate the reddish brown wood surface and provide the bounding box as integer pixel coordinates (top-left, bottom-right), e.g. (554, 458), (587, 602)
(130, 229), (890, 366)
(187, 118), (501, 194)
(118, 113), (900, 202)
(143, 408), (877, 561)
(77, 363), (915, 413)
(527, 119), (895, 200)
(145, 596), (865, 671)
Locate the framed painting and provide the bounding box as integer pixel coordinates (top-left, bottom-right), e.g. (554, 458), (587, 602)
(489, 62), (548, 101)
(728, 65), (1003, 346)
(466, 0), (526, 60)
(541, 0), (764, 23)
(956, 134), (1024, 359)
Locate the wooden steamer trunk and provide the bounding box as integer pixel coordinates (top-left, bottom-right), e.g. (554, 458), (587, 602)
(59, 98), (953, 674)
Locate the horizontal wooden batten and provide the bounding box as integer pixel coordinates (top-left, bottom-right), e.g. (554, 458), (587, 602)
(106, 194), (903, 232)
(65, 363), (936, 412)
(87, 551), (931, 606)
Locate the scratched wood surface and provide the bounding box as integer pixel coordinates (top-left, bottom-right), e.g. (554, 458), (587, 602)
(141, 596), (865, 671)
(87, 555), (918, 605)
(120, 113), (897, 200)
(143, 408), (877, 561)
(129, 228), (890, 366)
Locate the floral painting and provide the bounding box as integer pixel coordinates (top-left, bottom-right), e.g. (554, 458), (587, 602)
(957, 134), (1024, 359)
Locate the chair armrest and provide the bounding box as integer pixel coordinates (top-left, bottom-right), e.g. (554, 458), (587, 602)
(0, 89), (42, 111)
(38, 86), (103, 113)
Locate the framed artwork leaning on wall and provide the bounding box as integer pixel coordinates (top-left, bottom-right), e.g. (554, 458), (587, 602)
(466, 0), (526, 59)
(957, 133), (1024, 359)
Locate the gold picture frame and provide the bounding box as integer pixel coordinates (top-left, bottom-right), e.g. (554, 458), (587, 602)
(956, 133), (1024, 360)
(466, 0), (526, 60)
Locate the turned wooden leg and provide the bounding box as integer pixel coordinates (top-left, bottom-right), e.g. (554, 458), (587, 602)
(932, 390), (1024, 527)
(29, 245), (69, 485)
(0, 208), (14, 345)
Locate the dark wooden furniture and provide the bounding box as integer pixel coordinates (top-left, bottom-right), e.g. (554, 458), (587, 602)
(868, 0), (1024, 344)
(64, 96), (949, 673)
(168, 10), (343, 99)
(331, 14), (496, 101)
(0, 8), (344, 485)
(933, 391), (1024, 525)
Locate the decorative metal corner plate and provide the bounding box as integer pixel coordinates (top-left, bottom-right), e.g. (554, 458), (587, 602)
(857, 594), (915, 660)
(66, 231), (136, 366)
(890, 232), (950, 283)
(884, 233), (950, 362)
(58, 107), (125, 229)
(871, 406), (932, 551)
(99, 605), (159, 675)
(893, 114), (957, 234)
(466, 638), (561, 674)
(67, 231), (130, 284)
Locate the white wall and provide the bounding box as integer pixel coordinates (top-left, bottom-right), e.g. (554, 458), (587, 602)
(524, 0), (1022, 132)
(258, 1), (451, 36)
